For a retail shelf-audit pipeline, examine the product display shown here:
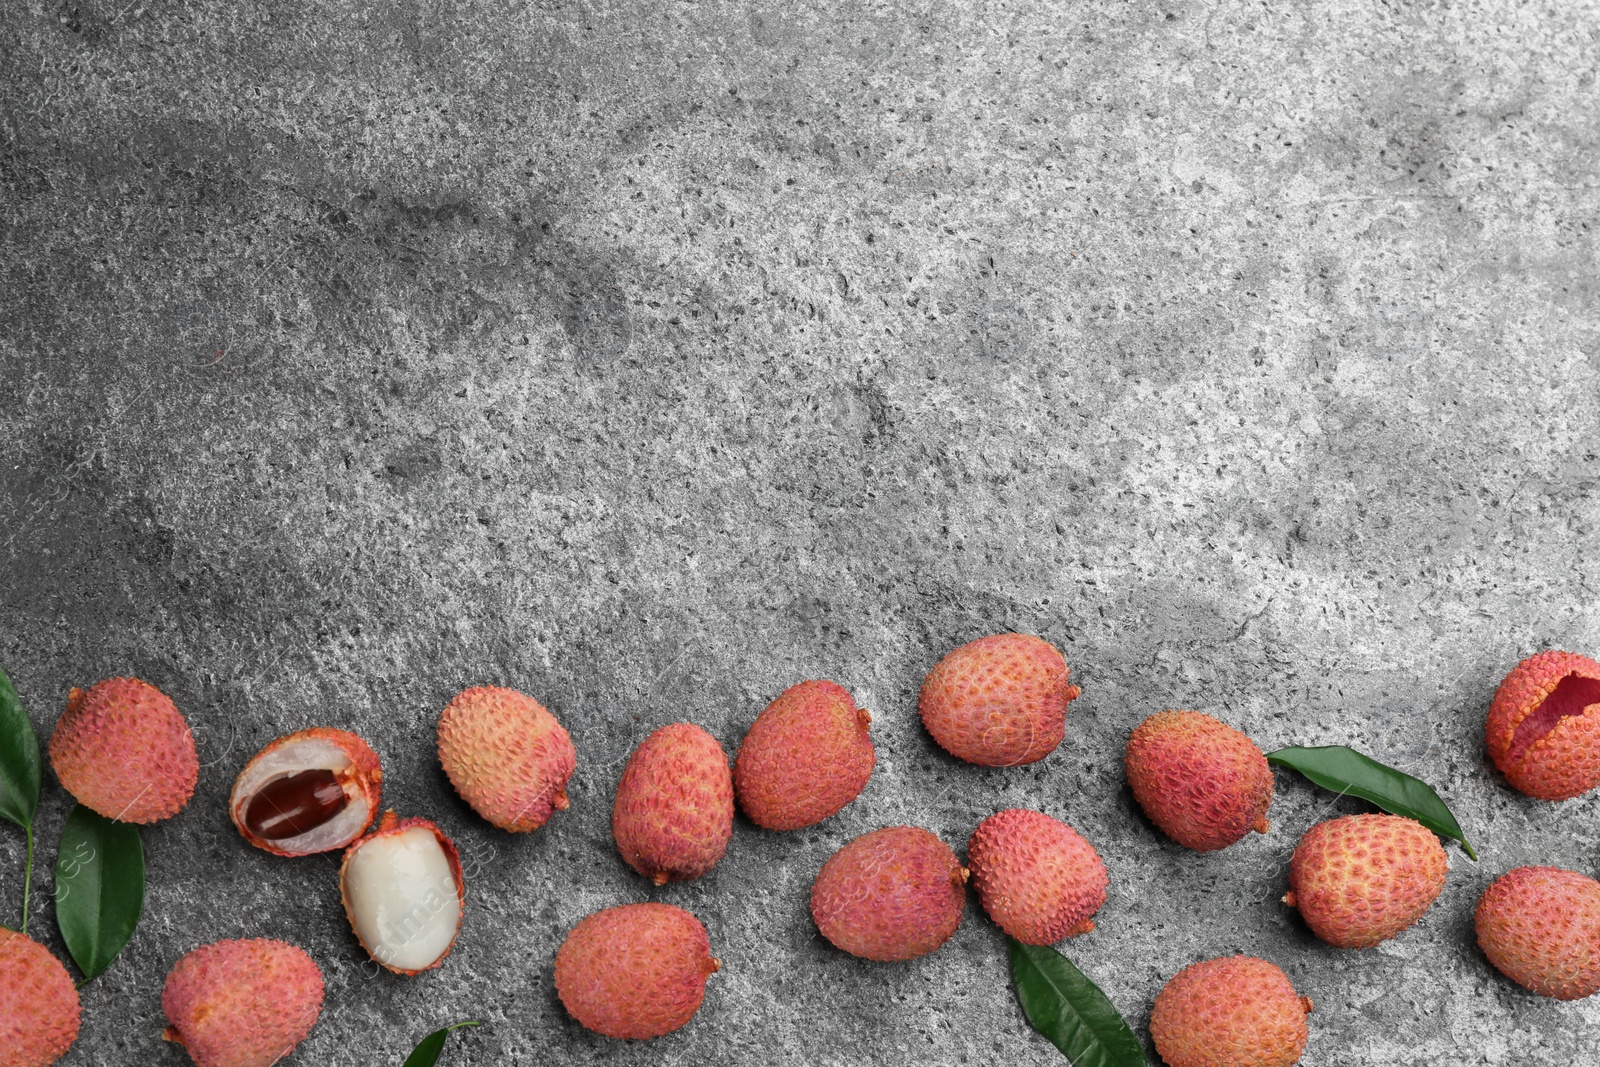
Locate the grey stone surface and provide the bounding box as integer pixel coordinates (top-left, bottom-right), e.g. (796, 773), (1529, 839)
(2, 0), (1598, 1063)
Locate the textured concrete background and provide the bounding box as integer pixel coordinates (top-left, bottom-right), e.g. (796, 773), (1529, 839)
(2, 0), (1598, 1063)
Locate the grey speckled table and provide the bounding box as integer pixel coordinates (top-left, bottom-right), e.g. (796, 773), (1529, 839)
(2, 1), (1598, 1064)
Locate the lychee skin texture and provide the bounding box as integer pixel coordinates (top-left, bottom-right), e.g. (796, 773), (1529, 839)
(1125, 710), (1274, 852)
(161, 939), (323, 1067)
(554, 903), (721, 1040)
(918, 633), (1079, 766)
(734, 680), (875, 831)
(0, 928), (81, 1067)
(613, 723), (734, 884)
(49, 677), (198, 823)
(1475, 866), (1600, 1000)
(1150, 956), (1312, 1067)
(437, 686), (576, 832)
(1485, 649), (1600, 801)
(811, 826), (968, 961)
(967, 808), (1107, 944)
(1285, 814), (1448, 949)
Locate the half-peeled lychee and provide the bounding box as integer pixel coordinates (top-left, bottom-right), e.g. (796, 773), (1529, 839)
(339, 811), (465, 975)
(1486, 649), (1600, 801)
(230, 728), (383, 857)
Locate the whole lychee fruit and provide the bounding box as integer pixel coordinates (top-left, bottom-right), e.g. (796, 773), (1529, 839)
(554, 902), (721, 1039)
(1485, 649), (1600, 801)
(230, 727), (382, 856)
(437, 686), (576, 832)
(0, 928), (81, 1067)
(49, 677), (197, 823)
(918, 633), (1079, 766)
(734, 680), (874, 831)
(967, 808), (1107, 944)
(1285, 814), (1448, 948)
(1475, 865), (1600, 1000)
(613, 723), (734, 884)
(1150, 955), (1312, 1067)
(811, 826), (967, 961)
(340, 812), (464, 975)
(1125, 710), (1273, 852)
(161, 939), (323, 1067)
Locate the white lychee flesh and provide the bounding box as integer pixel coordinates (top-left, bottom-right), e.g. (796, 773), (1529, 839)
(343, 827), (461, 972)
(231, 736), (375, 854)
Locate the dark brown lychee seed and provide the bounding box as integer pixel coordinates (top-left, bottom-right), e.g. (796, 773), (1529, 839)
(244, 769), (347, 840)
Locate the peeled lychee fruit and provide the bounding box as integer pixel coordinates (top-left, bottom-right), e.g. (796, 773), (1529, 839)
(339, 812), (464, 975)
(437, 686), (576, 832)
(1284, 814), (1448, 948)
(1475, 866), (1600, 1000)
(161, 938), (323, 1067)
(613, 723), (734, 884)
(0, 928), (81, 1067)
(229, 728), (382, 856)
(967, 808), (1107, 944)
(1485, 649), (1600, 801)
(1125, 710), (1273, 852)
(811, 826), (967, 961)
(554, 903), (721, 1039)
(734, 680), (874, 831)
(918, 633), (1079, 766)
(48, 677), (197, 823)
(1150, 955), (1312, 1067)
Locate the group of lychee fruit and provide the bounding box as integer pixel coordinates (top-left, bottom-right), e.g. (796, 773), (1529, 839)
(4, 641), (1599, 1067)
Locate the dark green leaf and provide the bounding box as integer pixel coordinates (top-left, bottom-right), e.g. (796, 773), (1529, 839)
(55, 805), (145, 983)
(1266, 745), (1477, 860)
(403, 1021), (479, 1067)
(0, 668), (41, 831)
(1011, 939), (1147, 1067)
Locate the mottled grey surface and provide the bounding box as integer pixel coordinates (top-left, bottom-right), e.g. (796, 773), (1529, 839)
(2, 0), (1598, 1063)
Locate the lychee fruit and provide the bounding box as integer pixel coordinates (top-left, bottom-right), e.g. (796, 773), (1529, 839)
(1125, 710), (1273, 852)
(1475, 865), (1600, 1000)
(339, 812), (464, 975)
(0, 928), (81, 1067)
(966, 808), (1107, 944)
(229, 728), (382, 856)
(1485, 649), (1600, 801)
(918, 633), (1079, 766)
(1284, 813), (1448, 948)
(48, 677), (197, 823)
(437, 686), (576, 832)
(733, 680), (874, 831)
(161, 938), (323, 1067)
(612, 723), (734, 884)
(811, 826), (968, 961)
(554, 902), (721, 1039)
(1149, 955), (1312, 1067)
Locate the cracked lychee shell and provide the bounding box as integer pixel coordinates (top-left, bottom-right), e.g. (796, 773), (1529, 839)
(1485, 649), (1600, 801)
(0, 928), (81, 1067)
(161, 938), (322, 1067)
(229, 727), (382, 856)
(437, 686), (576, 832)
(339, 811), (465, 975)
(48, 677), (198, 824)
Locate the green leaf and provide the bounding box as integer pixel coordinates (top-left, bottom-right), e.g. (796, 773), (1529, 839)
(403, 1021), (480, 1067)
(55, 805), (145, 983)
(1266, 745), (1477, 860)
(1011, 939), (1147, 1067)
(0, 668), (41, 831)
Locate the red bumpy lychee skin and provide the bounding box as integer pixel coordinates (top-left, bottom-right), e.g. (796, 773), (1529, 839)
(734, 680), (875, 831)
(161, 939), (323, 1067)
(918, 633), (1080, 766)
(613, 723), (734, 885)
(48, 677), (198, 823)
(437, 686), (577, 832)
(554, 903), (721, 1039)
(0, 928), (81, 1067)
(1285, 814), (1448, 948)
(1125, 710), (1273, 852)
(229, 727), (383, 856)
(1150, 956), (1312, 1067)
(967, 809), (1107, 944)
(811, 826), (968, 961)
(1475, 866), (1600, 1000)
(1485, 650), (1600, 801)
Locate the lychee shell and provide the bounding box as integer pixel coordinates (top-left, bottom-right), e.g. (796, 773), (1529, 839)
(734, 679), (874, 831)
(229, 727), (383, 856)
(1125, 710), (1273, 852)
(437, 686), (576, 832)
(918, 633), (1079, 766)
(1150, 956), (1311, 1067)
(49, 677), (198, 824)
(554, 903), (720, 1039)
(967, 808), (1107, 944)
(0, 928), (81, 1067)
(613, 723), (734, 884)
(161, 939), (323, 1067)
(1285, 814), (1447, 949)
(811, 826), (967, 961)
(1485, 649), (1600, 801)
(1475, 866), (1600, 1000)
